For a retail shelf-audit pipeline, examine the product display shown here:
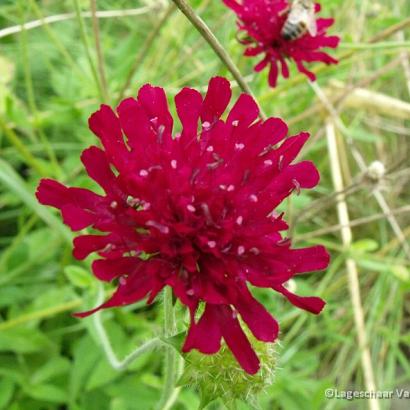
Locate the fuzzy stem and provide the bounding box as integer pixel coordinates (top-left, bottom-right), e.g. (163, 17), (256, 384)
(93, 285), (162, 370)
(170, 0), (266, 119)
(156, 287), (179, 410)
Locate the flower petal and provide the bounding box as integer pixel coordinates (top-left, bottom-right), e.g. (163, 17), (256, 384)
(227, 93), (260, 127)
(182, 303), (222, 354)
(137, 84), (173, 139)
(88, 105), (129, 170)
(81, 146), (119, 196)
(217, 305), (260, 375)
(273, 284), (326, 314)
(175, 87), (203, 140)
(234, 287), (279, 343)
(92, 257), (140, 282)
(201, 77), (232, 123)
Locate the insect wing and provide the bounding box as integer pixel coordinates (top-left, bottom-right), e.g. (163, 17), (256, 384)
(305, 9), (317, 36)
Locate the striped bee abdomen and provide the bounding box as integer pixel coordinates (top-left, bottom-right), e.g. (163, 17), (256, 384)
(281, 21), (308, 41)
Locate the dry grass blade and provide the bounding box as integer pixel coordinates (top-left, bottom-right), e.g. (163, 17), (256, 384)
(326, 120), (379, 410)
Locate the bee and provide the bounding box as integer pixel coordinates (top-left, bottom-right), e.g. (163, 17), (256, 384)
(281, 0), (317, 41)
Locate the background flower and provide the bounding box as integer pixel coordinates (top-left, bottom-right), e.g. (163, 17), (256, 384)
(37, 76), (329, 374)
(223, 0), (340, 87)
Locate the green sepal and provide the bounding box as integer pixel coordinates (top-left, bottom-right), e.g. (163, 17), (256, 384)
(160, 331), (186, 355)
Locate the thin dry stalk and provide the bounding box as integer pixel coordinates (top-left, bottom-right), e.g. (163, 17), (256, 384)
(0, 7), (157, 39)
(296, 205), (410, 242)
(310, 82), (410, 259)
(326, 121), (379, 410)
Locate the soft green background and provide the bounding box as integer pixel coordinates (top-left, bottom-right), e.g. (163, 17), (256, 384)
(0, 0), (409, 409)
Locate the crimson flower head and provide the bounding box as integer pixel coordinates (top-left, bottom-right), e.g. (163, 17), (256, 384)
(36, 77), (329, 374)
(223, 0), (340, 87)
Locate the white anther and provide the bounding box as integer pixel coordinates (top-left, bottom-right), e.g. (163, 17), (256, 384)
(206, 145), (214, 152)
(219, 184), (227, 190)
(141, 201), (151, 210)
(171, 160), (177, 169)
(187, 204), (196, 213)
(139, 169), (149, 177)
(292, 178), (301, 195)
(237, 246), (245, 256)
(250, 194), (258, 203)
(235, 143), (245, 150)
(202, 121), (211, 130)
(110, 201), (118, 209)
(264, 159), (273, 166)
(186, 289), (195, 296)
(236, 216), (243, 225)
(232, 120), (239, 126)
(227, 185), (235, 192)
(146, 220), (170, 234)
(208, 240), (217, 248)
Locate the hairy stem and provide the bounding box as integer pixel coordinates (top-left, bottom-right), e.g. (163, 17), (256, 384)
(171, 0), (266, 119)
(156, 287), (179, 410)
(93, 285), (162, 370)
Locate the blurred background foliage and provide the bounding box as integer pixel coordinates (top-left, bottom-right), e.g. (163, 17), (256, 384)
(0, 0), (409, 409)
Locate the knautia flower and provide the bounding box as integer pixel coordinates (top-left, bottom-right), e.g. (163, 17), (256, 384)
(223, 0), (340, 87)
(36, 77), (329, 374)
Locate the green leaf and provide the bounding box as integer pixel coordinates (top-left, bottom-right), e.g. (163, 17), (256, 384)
(160, 331), (186, 354)
(351, 239), (379, 253)
(0, 159), (72, 244)
(69, 335), (101, 400)
(31, 356), (71, 385)
(0, 328), (53, 354)
(64, 265), (94, 288)
(24, 383), (68, 404)
(391, 265), (410, 283)
(0, 378), (14, 409)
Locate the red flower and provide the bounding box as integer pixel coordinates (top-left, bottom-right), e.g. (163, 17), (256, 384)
(223, 0), (340, 87)
(36, 77), (329, 374)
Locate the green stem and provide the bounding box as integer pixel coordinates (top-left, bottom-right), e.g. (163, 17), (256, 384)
(117, 3), (176, 103)
(156, 287), (178, 410)
(18, 3), (63, 178)
(89, 0), (109, 103)
(0, 298), (82, 331)
(27, 0), (84, 78)
(72, 0), (105, 102)
(170, 0), (266, 119)
(92, 284), (162, 370)
(0, 115), (46, 175)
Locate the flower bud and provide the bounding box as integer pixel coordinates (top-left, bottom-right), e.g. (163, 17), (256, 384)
(179, 335), (277, 409)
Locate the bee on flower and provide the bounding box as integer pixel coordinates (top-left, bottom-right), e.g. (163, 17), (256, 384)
(223, 0), (340, 87)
